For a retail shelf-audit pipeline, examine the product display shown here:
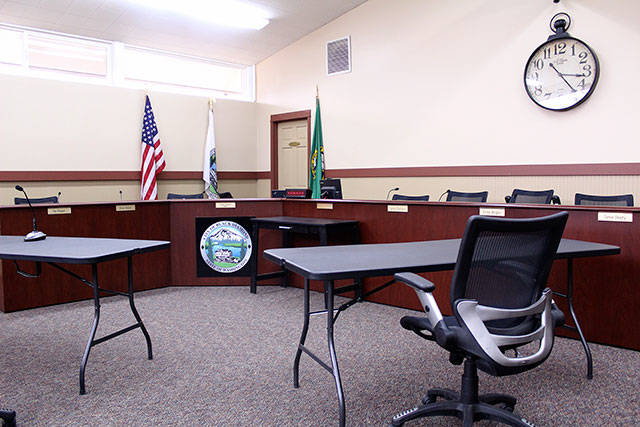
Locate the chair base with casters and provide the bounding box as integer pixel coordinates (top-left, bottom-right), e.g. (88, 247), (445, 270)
(0, 409), (16, 427)
(391, 358), (532, 427)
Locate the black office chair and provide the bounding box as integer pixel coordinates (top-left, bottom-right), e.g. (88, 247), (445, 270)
(390, 212), (568, 426)
(0, 409), (16, 426)
(392, 194), (429, 201)
(14, 196), (59, 205)
(574, 193), (633, 207)
(505, 188), (560, 205)
(167, 192), (205, 199)
(446, 190), (488, 203)
(219, 192), (233, 199)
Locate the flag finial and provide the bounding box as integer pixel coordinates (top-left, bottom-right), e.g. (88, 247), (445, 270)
(316, 85), (319, 98)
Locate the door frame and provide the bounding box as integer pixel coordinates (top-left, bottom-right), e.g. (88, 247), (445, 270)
(270, 110), (311, 190)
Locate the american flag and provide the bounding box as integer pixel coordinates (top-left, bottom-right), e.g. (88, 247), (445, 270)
(140, 95), (166, 200)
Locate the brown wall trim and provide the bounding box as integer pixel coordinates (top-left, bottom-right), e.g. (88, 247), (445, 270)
(327, 163), (640, 178)
(3, 163), (638, 182)
(0, 171), (270, 182)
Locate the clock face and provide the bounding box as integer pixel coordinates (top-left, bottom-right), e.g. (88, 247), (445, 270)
(524, 37), (599, 111)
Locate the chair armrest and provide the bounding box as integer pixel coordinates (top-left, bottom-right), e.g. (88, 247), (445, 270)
(394, 272), (443, 327)
(394, 272), (435, 292)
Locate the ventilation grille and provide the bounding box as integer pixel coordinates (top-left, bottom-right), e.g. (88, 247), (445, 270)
(327, 36), (351, 75)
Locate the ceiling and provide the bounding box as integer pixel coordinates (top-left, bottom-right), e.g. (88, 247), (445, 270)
(0, 0), (368, 65)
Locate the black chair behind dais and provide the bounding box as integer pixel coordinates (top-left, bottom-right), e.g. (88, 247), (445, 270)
(14, 196), (59, 205)
(574, 193), (633, 207)
(167, 192), (204, 199)
(446, 190), (488, 203)
(505, 188), (560, 204)
(392, 194), (429, 201)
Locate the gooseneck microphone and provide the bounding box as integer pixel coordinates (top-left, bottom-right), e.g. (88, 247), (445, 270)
(15, 185), (47, 242)
(386, 187), (400, 200)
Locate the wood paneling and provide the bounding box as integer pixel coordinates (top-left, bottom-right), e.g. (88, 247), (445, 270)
(279, 200), (639, 351)
(1, 198), (638, 351)
(169, 199), (283, 286)
(0, 201), (171, 312)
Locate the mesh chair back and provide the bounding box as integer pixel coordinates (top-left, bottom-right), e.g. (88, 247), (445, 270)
(506, 189), (554, 204)
(446, 190), (488, 203)
(392, 194), (429, 201)
(14, 196), (59, 205)
(575, 193), (633, 207)
(450, 212), (568, 329)
(167, 193), (204, 199)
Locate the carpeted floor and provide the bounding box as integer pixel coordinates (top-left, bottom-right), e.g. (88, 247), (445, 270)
(0, 286), (638, 426)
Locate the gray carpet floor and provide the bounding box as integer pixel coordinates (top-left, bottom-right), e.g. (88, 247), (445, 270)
(0, 286), (638, 426)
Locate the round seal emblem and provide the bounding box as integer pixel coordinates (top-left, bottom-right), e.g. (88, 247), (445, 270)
(199, 221), (252, 273)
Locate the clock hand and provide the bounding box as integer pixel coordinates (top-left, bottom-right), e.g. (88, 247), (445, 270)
(549, 63), (577, 92)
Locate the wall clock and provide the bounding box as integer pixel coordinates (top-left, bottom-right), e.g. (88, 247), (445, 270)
(524, 13), (599, 111)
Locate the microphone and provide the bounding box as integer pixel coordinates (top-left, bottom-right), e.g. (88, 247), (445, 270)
(438, 189), (451, 202)
(386, 187), (399, 200)
(15, 185), (47, 242)
(119, 190), (123, 201)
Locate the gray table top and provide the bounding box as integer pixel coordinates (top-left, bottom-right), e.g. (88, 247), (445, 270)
(0, 236), (170, 264)
(263, 238), (620, 281)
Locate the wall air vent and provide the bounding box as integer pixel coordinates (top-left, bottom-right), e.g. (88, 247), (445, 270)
(326, 36), (351, 76)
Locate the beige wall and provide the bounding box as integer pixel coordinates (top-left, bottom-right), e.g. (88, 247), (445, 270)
(3, 1), (640, 205)
(255, 0), (640, 201)
(0, 74), (261, 204)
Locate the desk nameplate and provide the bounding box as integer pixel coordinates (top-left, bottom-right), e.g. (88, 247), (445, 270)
(597, 212), (633, 223)
(48, 207), (71, 215)
(388, 205), (408, 213)
(116, 204), (136, 212)
(216, 202), (236, 209)
(316, 203), (333, 210)
(479, 207), (505, 217)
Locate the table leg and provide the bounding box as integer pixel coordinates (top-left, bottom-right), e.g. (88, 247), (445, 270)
(351, 224), (362, 300)
(293, 278), (311, 388)
(326, 280), (346, 427)
(281, 230), (292, 288)
(79, 264), (100, 395)
(566, 258), (593, 379)
(127, 256), (153, 360)
(319, 228), (329, 246)
(250, 224), (260, 294)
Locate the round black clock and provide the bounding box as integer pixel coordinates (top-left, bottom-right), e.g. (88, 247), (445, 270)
(524, 15), (599, 111)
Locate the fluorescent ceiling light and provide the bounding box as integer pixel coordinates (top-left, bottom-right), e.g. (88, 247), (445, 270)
(128, 0), (270, 30)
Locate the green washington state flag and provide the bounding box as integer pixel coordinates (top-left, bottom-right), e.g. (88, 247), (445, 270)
(308, 96), (325, 198)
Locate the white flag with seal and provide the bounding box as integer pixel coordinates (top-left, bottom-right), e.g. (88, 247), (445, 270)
(203, 105), (219, 199)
